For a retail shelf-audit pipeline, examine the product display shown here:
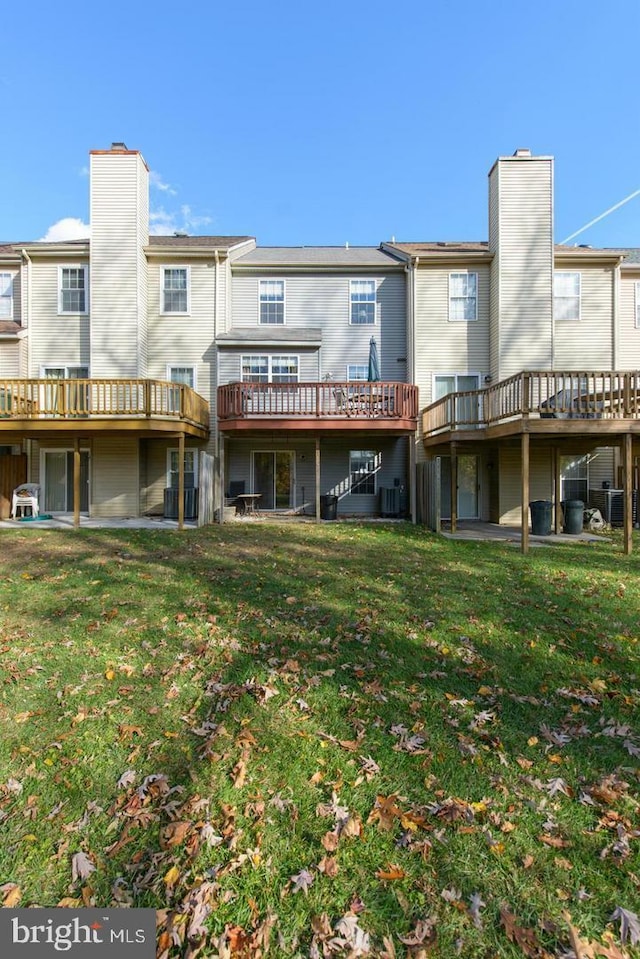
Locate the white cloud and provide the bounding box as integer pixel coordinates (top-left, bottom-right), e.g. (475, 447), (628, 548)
(149, 205), (213, 237)
(40, 217), (91, 242)
(150, 170), (177, 196)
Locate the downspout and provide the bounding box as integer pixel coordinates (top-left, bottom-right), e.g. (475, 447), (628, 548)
(612, 257), (622, 369)
(21, 249), (33, 478)
(406, 256), (418, 523)
(214, 249), (223, 523)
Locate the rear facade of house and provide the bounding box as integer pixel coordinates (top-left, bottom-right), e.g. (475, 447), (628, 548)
(1, 143), (638, 530)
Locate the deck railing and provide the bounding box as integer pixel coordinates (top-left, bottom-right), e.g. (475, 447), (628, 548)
(218, 381), (419, 421)
(0, 378), (210, 430)
(423, 370), (640, 435)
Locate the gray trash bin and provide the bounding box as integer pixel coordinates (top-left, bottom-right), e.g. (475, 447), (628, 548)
(320, 494), (338, 520)
(562, 499), (584, 534)
(529, 500), (552, 535)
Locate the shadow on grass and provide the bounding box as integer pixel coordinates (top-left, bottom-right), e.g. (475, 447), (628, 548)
(0, 523), (639, 952)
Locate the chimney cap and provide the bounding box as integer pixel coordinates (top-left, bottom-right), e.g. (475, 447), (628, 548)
(110, 141), (128, 151)
(513, 148), (532, 157)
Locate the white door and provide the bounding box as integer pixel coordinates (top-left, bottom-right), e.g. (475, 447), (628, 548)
(42, 450), (90, 512)
(440, 454), (479, 520)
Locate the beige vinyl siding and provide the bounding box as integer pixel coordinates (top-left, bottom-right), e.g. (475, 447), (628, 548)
(147, 260), (216, 404)
(553, 264), (614, 368)
(231, 271), (406, 384)
(224, 436), (407, 516)
(27, 259), (90, 375)
(0, 343), (21, 376)
(413, 265), (490, 410)
(141, 439), (201, 515)
(587, 448), (616, 494)
(499, 447), (552, 525)
(489, 156), (554, 379)
(618, 272), (640, 368)
(90, 152), (149, 377)
(91, 436), (139, 517)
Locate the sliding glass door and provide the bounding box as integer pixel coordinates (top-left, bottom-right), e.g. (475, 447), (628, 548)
(42, 450), (90, 512)
(252, 451), (294, 510)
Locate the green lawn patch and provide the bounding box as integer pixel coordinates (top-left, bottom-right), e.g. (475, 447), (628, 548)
(0, 524), (638, 957)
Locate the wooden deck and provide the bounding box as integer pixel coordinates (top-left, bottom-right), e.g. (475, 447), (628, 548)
(0, 378), (210, 438)
(217, 381), (418, 433)
(422, 370), (640, 446)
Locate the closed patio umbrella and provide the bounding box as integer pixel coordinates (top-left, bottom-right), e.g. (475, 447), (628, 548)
(368, 336), (380, 382)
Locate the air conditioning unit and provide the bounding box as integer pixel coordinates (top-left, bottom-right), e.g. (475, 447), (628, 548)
(588, 489), (637, 527)
(379, 486), (400, 517)
(163, 487), (199, 520)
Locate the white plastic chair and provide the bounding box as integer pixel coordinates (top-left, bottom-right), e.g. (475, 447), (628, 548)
(11, 484), (40, 519)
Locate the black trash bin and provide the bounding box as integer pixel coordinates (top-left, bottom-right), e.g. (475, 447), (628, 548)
(529, 500), (552, 535)
(562, 499), (584, 534)
(320, 494), (338, 520)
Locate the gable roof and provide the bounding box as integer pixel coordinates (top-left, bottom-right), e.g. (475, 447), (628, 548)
(234, 246), (403, 267)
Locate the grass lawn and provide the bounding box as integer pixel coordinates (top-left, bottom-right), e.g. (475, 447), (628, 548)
(0, 522), (638, 958)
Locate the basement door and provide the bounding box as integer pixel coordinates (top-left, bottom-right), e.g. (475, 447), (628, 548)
(42, 450), (90, 512)
(440, 454), (479, 519)
(252, 451), (294, 510)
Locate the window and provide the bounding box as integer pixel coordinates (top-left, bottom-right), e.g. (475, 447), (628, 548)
(241, 355), (298, 382)
(0, 273), (14, 319)
(347, 364), (368, 381)
(635, 281), (640, 329)
(168, 366), (196, 389)
(350, 450), (379, 495)
(168, 449), (197, 489)
(435, 374), (481, 427)
(449, 273), (477, 321)
(162, 267), (189, 313)
(59, 267), (87, 314)
(560, 454), (589, 502)
(259, 280), (285, 324)
(350, 280), (376, 324)
(554, 272), (581, 321)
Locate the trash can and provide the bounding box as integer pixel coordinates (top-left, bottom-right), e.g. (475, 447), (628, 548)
(562, 499), (584, 534)
(529, 500), (552, 535)
(320, 494), (338, 520)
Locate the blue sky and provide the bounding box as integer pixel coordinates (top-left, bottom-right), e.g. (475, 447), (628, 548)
(3, 0), (639, 249)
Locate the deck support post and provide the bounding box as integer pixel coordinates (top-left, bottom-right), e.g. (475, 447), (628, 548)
(623, 432), (633, 555)
(315, 437), (321, 522)
(73, 437), (81, 529)
(218, 433), (225, 525)
(409, 436), (417, 524)
(553, 447), (562, 534)
(178, 432), (185, 531)
(521, 431), (530, 554)
(450, 443), (458, 534)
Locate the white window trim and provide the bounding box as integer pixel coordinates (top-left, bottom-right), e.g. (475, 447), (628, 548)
(448, 272), (478, 322)
(167, 448), (198, 488)
(349, 449), (380, 496)
(0, 271), (15, 320)
(240, 354), (300, 382)
(258, 278), (286, 325)
(41, 365), (90, 377)
(161, 265), (191, 315)
(166, 364), (197, 390)
(554, 271), (581, 322)
(635, 280), (640, 329)
(432, 372), (482, 396)
(58, 265), (88, 315)
(346, 364), (368, 381)
(349, 278), (377, 326)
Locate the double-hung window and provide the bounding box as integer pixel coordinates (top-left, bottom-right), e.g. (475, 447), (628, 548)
(350, 450), (380, 495)
(59, 266), (87, 314)
(167, 449), (197, 489)
(167, 365), (196, 389)
(241, 355), (298, 382)
(162, 267), (189, 314)
(554, 272), (581, 321)
(350, 280), (376, 325)
(259, 280), (285, 324)
(449, 273), (477, 321)
(0, 273), (14, 319)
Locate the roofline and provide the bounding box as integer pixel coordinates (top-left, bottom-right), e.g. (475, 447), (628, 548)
(17, 243), (90, 257)
(230, 262), (404, 273)
(145, 237), (256, 259)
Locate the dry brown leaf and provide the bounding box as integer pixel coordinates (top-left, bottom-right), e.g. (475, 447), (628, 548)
(376, 864), (406, 881)
(1, 883), (21, 907)
(322, 830), (339, 852)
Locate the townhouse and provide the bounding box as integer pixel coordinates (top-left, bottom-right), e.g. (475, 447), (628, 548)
(1, 143), (639, 550)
